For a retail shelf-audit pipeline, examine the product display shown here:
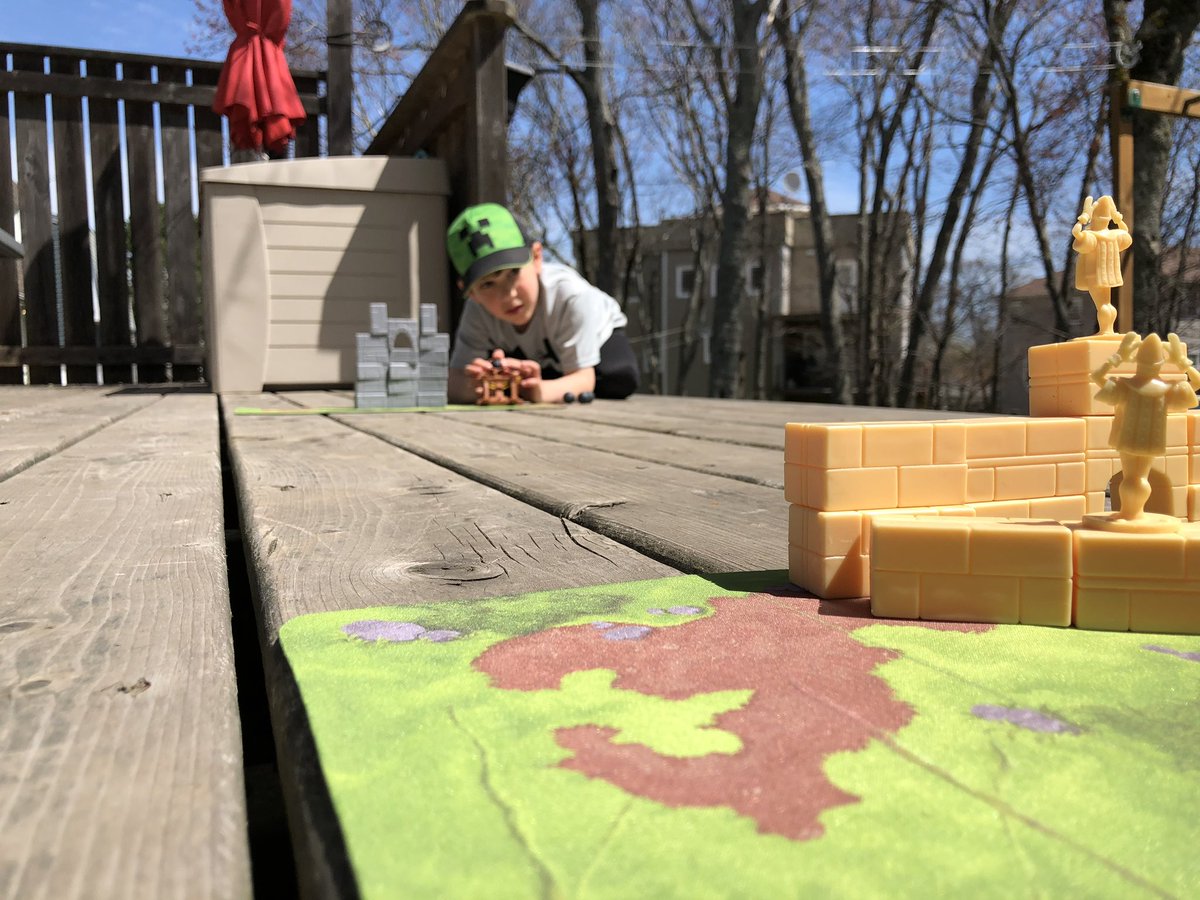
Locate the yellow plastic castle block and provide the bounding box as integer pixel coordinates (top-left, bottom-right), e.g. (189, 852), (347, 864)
(970, 499), (1031, 517)
(1073, 527), (1187, 581)
(993, 463), (1057, 501)
(870, 569), (920, 619)
(1028, 337), (1191, 417)
(1027, 418), (1087, 455)
(869, 517), (1073, 625)
(1072, 525), (1200, 632)
(1021, 577), (1073, 627)
(933, 422), (967, 464)
(783, 463), (805, 505)
(1073, 587), (1129, 631)
(807, 466), (898, 512)
(964, 419), (1026, 459)
(807, 424), (862, 468)
(1129, 589), (1200, 635)
(862, 423), (934, 467)
(1191, 485), (1200, 521)
(1027, 343), (1060, 378)
(1056, 461), (1086, 495)
(871, 517), (971, 574)
(793, 506), (861, 558)
(783, 422), (808, 465)
(966, 467), (994, 502)
(1029, 495), (1087, 520)
(789, 544), (867, 598)
(970, 520), (1071, 577)
(898, 464), (968, 507)
(922, 573), (1019, 624)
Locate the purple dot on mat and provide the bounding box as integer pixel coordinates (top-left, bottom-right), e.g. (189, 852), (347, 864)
(1143, 644), (1200, 662)
(421, 629), (462, 643)
(667, 605), (703, 616)
(646, 608), (666, 616)
(342, 620), (426, 643)
(592, 621), (617, 629)
(602, 624), (652, 642)
(971, 704), (1079, 734)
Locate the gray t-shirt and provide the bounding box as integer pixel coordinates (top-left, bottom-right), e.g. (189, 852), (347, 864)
(449, 263), (628, 373)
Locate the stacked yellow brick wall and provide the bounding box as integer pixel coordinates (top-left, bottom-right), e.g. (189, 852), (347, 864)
(867, 516), (1200, 634)
(786, 410), (1200, 600)
(1028, 339), (1190, 417)
(1073, 523), (1200, 634)
(870, 517), (1073, 626)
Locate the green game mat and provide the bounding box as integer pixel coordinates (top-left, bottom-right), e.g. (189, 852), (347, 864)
(279, 572), (1200, 898)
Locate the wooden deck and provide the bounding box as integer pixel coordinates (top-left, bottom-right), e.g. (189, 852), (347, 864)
(1, 387), (946, 896)
(9, 387), (1197, 898)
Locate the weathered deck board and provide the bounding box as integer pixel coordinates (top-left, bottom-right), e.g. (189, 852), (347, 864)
(601, 395), (989, 425)
(511, 395), (983, 448)
(223, 392), (678, 899)
(270, 391), (785, 488)
(0, 394), (250, 900)
(0, 387), (159, 481)
(226, 393), (677, 632)
(438, 407), (784, 488)
(285, 400), (789, 574)
(514, 397), (787, 448)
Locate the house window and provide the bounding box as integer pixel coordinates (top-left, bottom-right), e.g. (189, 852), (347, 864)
(835, 259), (858, 309)
(745, 261), (764, 295)
(676, 265), (696, 299)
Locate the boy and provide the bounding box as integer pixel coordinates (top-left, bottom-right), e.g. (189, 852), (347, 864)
(445, 203), (639, 404)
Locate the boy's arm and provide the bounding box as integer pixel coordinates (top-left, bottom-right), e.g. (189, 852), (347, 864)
(528, 366), (595, 403)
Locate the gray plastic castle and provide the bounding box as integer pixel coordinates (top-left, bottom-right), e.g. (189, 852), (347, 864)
(354, 302), (450, 408)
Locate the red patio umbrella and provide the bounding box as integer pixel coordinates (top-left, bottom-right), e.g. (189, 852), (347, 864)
(213, 0), (307, 153)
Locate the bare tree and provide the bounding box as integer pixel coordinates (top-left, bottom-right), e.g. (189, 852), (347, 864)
(512, 0), (624, 296)
(895, 0), (1012, 408)
(694, 0), (783, 398)
(776, 0), (851, 404)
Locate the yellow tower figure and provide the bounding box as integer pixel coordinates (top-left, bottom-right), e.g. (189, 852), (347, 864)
(1086, 331), (1200, 532)
(1072, 195), (1132, 337)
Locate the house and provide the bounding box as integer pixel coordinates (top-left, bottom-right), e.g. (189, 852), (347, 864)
(588, 194), (912, 400)
(997, 250), (1200, 414)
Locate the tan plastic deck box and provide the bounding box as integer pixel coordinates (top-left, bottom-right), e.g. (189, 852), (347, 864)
(201, 156), (450, 392)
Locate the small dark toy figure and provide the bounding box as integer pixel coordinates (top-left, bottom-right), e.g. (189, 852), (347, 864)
(563, 392), (576, 404)
(579, 391), (595, 404)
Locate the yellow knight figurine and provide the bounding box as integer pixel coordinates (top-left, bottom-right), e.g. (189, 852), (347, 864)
(1072, 195), (1132, 337)
(1087, 331), (1200, 531)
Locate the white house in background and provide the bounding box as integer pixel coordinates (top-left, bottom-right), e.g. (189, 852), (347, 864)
(593, 194), (913, 399)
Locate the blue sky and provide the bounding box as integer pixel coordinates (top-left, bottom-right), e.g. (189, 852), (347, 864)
(8, 0), (218, 60)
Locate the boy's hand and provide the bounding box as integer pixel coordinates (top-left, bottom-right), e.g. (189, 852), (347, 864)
(514, 359), (543, 402)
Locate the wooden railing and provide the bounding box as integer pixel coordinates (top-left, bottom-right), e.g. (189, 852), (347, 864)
(0, 44), (325, 384)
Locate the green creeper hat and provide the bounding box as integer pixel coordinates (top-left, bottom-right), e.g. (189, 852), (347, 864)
(446, 203), (532, 292)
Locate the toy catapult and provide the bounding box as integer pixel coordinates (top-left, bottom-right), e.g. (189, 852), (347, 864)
(786, 195), (1200, 635)
(479, 366), (524, 405)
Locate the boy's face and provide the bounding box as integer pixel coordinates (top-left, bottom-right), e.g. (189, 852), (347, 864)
(464, 243), (542, 329)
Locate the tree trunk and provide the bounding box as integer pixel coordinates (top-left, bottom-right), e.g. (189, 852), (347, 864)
(574, 0), (622, 297)
(776, 6), (851, 404)
(709, 0), (773, 398)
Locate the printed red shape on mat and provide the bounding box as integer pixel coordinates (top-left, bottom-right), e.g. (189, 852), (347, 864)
(476, 594), (978, 841)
